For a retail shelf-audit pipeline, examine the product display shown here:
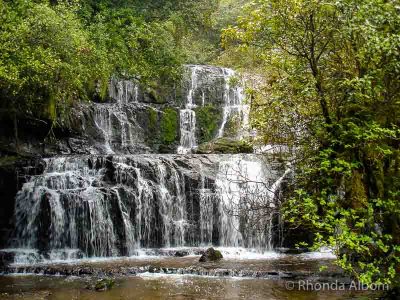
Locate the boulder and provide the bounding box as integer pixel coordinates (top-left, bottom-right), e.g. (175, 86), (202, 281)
(199, 248), (223, 262)
(174, 250), (190, 257)
(86, 278), (115, 292)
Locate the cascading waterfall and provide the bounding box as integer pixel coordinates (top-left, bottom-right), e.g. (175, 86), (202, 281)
(8, 154), (289, 261)
(178, 66), (199, 154)
(12, 156), (192, 257)
(109, 78), (139, 105)
(216, 159), (291, 250)
(217, 69), (250, 139)
(177, 65), (250, 154)
(92, 79), (140, 154)
(3, 65), (291, 264)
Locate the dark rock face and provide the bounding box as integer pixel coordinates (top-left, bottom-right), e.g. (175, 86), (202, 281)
(182, 65), (229, 108)
(199, 248), (223, 262)
(2, 154), (292, 263)
(174, 250), (190, 257)
(0, 157), (45, 248)
(9, 155), (223, 257)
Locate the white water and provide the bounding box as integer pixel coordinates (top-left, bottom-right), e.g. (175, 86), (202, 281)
(2, 246), (336, 267)
(178, 65), (250, 154)
(216, 157), (291, 250)
(178, 66), (199, 154)
(217, 69), (250, 139)
(92, 79), (140, 153)
(8, 154), (290, 262)
(5, 66), (295, 265)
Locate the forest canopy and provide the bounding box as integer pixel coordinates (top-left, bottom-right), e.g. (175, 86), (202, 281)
(0, 0), (224, 123)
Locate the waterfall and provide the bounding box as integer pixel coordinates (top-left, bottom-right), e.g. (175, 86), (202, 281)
(9, 154), (288, 260)
(177, 65), (250, 154)
(3, 65), (291, 264)
(109, 78), (139, 105)
(216, 157), (290, 250)
(92, 79), (141, 154)
(178, 66), (199, 154)
(217, 69), (250, 139)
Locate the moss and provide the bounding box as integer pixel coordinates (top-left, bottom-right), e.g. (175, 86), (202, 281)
(86, 278), (115, 292)
(160, 108), (178, 144)
(348, 170), (368, 209)
(199, 247), (223, 262)
(194, 104), (222, 144)
(0, 155), (19, 167)
(196, 138), (253, 154)
(148, 107), (158, 132)
(46, 95), (57, 121)
(146, 80), (171, 104)
(223, 114), (241, 137)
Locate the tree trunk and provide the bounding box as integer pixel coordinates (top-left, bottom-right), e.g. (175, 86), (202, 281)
(13, 112), (19, 154)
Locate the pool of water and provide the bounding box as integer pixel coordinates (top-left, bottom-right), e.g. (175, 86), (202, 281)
(0, 274), (379, 300)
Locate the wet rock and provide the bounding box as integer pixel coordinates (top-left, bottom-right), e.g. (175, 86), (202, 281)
(199, 248), (223, 262)
(196, 138), (253, 154)
(86, 278), (115, 292)
(174, 250), (190, 257)
(276, 248), (310, 254)
(0, 251), (15, 267)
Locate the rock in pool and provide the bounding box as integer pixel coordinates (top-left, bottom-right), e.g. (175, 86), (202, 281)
(199, 248), (223, 262)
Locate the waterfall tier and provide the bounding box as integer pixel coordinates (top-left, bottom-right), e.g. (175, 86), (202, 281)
(178, 65), (250, 153)
(8, 154), (287, 260)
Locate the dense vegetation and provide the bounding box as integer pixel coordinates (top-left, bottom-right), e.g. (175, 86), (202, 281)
(1, 0), (399, 292)
(224, 0), (400, 288)
(0, 0), (224, 125)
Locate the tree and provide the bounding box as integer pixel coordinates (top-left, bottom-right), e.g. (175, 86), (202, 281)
(0, 1), (101, 124)
(223, 0), (400, 287)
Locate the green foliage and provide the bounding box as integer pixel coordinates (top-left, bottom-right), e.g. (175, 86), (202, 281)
(195, 104), (221, 143)
(196, 137), (253, 154)
(224, 0), (400, 287)
(148, 108), (158, 132)
(160, 108), (178, 144)
(0, 0), (225, 124)
(0, 0), (100, 122)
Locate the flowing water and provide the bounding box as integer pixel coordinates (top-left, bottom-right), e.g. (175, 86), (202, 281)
(92, 79), (141, 154)
(4, 154), (287, 263)
(178, 65), (250, 154)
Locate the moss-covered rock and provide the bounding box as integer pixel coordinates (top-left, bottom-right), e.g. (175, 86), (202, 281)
(199, 247), (223, 262)
(196, 138), (253, 154)
(86, 278), (115, 292)
(160, 108), (178, 145)
(148, 107), (158, 133)
(222, 114), (241, 137)
(194, 104), (222, 144)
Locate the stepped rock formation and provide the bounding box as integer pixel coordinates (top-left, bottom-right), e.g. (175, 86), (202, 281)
(0, 65), (294, 264)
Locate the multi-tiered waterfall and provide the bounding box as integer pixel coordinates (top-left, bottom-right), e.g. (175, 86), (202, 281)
(178, 65), (250, 153)
(1, 65), (290, 264)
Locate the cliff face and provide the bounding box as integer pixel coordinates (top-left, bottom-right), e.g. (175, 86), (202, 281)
(0, 65), (250, 157)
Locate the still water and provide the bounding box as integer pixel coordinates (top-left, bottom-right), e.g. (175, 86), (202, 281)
(0, 274), (379, 300)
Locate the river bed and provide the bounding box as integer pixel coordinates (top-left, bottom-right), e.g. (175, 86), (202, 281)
(0, 249), (382, 299)
(0, 273), (380, 300)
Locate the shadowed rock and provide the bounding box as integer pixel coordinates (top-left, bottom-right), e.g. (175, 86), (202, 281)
(199, 248), (223, 262)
